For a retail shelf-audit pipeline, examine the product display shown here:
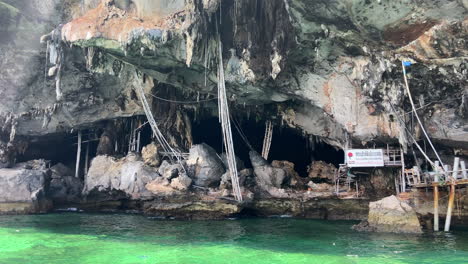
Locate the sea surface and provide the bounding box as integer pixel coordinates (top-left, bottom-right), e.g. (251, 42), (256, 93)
(0, 213), (467, 264)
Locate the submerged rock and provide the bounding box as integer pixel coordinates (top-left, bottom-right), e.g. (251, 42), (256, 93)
(354, 195), (422, 234)
(186, 144), (225, 187)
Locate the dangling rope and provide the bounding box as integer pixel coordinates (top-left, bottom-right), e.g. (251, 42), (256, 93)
(217, 39), (243, 202)
(401, 61), (445, 169)
(134, 73), (186, 172)
(262, 120), (273, 160)
(389, 101), (436, 169)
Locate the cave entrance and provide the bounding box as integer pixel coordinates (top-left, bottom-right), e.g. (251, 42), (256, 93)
(191, 117), (344, 176)
(16, 129), (100, 175)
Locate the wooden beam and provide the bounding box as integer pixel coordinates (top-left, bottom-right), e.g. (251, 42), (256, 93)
(75, 131), (82, 178)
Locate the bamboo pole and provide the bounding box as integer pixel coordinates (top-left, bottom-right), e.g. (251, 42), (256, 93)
(401, 62), (445, 169)
(452, 157), (460, 180)
(433, 183), (439, 231)
(461, 161), (467, 179)
(75, 131), (82, 178)
(128, 119), (134, 153)
(84, 142), (89, 176)
(433, 163), (440, 231)
(136, 131), (141, 153)
(444, 183), (456, 232)
(401, 147), (406, 193)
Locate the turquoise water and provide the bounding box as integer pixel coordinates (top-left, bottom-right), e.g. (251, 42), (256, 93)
(0, 213), (467, 264)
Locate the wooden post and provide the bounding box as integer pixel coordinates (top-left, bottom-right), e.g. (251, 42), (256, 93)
(433, 167), (439, 231)
(452, 157), (460, 180)
(75, 131), (82, 178)
(444, 183), (456, 232)
(84, 142), (90, 176)
(461, 161), (467, 179)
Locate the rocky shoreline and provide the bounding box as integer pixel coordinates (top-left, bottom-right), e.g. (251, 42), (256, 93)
(1, 141), (467, 233)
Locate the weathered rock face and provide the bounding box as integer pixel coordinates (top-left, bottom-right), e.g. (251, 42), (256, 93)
(354, 195), (422, 234)
(0, 0), (467, 220)
(0, 0), (466, 160)
(307, 161), (337, 181)
(186, 144), (225, 187)
(251, 198), (369, 220)
(49, 176), (83, 203)
(143, 197), (241, 220)
(0, 160), (52, 214)
(84, 154), (158, 200)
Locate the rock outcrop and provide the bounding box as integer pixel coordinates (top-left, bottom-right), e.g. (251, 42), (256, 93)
(250, 151), (287, 190)
(354, 195), (422, 234)
(84, 154), (158, 200)
(143, 197), (242, 220)
(0, 0), (467, 222)
(0, 161), (51, 214)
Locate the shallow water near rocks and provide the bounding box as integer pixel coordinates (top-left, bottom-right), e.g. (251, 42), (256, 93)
(0, 213), (467, 264)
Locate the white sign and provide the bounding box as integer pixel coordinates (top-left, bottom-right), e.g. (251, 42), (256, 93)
(346, 149), (384, 167)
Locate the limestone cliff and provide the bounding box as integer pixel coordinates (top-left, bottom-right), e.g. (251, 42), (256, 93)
(0, 0), (467, 219)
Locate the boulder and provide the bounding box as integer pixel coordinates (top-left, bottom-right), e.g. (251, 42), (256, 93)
(50, 163), (73, 179)
(0, 163), (52, 214)
(158, 160), (183, 180)
(145, 177), (175, 195)
(219, 169), (251, 189)
(84, 155), (159, 200)
(170, 173), (193, 191)
(186, 144), (225, 187)
(49, 176), (83, 203)
(307, 181), (334, 192)
(142, 142), (161, 167)
(272, 160), (307, 189)
(250, 151), (286, 189)
(220, 153), (245, 171)
(353, 195), (422, 234)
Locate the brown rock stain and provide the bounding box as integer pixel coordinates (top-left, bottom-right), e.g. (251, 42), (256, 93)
(383, 19), (438, 46)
